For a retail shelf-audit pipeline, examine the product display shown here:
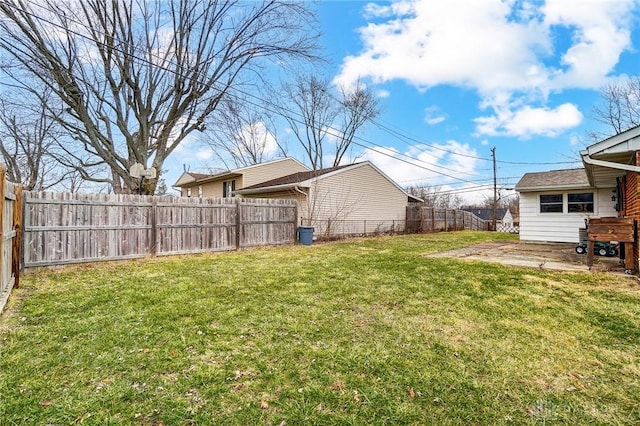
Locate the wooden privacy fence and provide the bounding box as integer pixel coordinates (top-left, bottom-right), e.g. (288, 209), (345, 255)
(406, 204), (488, 233)
(22, 192), (297, 267)
(0, 166), (22, 314)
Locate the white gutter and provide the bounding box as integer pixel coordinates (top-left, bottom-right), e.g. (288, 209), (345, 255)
(581, 154), (640, 172)
(233, 182), (301, 195)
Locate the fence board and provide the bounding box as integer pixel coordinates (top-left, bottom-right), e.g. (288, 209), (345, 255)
(0, 166), (21, 314)
(406, 204), (489, 233)
(22, 192), (298, 267)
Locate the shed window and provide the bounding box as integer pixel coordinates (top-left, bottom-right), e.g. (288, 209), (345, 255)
(568, 192), (593, 213)
(540, 194), (563, 213)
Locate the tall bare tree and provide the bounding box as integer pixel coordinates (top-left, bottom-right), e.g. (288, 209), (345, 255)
(204, 96), (285, 169)
(591, 76), (640, 140)
(0, 93), (72, 190)
(278, 75), (380, 170)
(0, 0), (318, 193)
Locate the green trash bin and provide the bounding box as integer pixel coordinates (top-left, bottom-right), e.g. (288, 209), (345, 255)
(298, 226), (314, 245)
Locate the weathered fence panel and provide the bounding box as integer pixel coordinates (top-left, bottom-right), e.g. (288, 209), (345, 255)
(239, 199), (297, 247)
(301, 218), (405, 238)
(406, 204), (489, 233)
(22, 192), (297, 267)
(0, 166), (21, 314)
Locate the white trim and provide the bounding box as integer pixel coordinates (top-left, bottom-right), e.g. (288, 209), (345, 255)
(580, 124), (640, 156)
(231, 157), (309, 174)
(517, 183), (592, 192)
(581, 154), (640, 172)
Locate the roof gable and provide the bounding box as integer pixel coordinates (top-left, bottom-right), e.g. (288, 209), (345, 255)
(173, 157), (310, 188)
(241, 164), (353, 190)
(236, 161), (422, 201)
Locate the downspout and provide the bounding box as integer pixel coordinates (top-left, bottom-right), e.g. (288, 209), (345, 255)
(293, 186), (308, 226)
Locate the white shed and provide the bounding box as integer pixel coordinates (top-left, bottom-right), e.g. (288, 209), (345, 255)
(515, 168), (617, 243)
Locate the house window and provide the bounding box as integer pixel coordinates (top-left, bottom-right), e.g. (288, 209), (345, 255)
(540, 194), (563, 213)
(198, 185), (203, 198)
(223, 179), (236, 197)
(186, 187), (192, 197)
(568, 192), (594, 213)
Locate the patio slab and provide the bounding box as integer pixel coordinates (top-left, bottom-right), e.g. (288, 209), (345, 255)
(426, 241), (629, 274)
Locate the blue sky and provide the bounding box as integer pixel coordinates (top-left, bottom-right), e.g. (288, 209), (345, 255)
(169, 0), (640, 204)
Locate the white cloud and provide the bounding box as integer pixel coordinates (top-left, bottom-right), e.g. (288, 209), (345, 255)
(543, 0), (635, 89)
(360, 140), (480, 187)
(475, 103), (583, 138)
(335, 0), (636, 138)
(335, 0), (551, 93)
(424, 106), (445, 125)
(196, 148), (214, 160)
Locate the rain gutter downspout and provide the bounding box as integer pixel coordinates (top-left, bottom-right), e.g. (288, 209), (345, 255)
(293, 185), (308, 226)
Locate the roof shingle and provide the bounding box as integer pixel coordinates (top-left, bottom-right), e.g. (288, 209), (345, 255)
(515, 168), (590, 192)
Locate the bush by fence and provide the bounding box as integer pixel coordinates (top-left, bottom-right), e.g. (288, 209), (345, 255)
(22, 192), (297, 267)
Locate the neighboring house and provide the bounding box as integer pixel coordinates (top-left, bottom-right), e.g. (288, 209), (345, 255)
(515, 168), (617, 243)
(502, 209), (514, 227)
(172, 157), (310, 198)
(234, 161), (422, 235)
(461, 208), (508, 223)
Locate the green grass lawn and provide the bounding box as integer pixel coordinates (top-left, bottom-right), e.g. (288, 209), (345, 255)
(1, 231), (639, 425)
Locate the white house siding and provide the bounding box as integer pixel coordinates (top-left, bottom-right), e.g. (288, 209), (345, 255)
(307, 163), (408, 235)
(241, 158), (309, 187)
(519, 189), (617, 243)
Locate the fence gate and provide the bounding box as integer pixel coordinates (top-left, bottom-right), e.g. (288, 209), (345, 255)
(0, 165), (22, 314)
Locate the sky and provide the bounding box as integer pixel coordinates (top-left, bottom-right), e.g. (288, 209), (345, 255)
(167, 0), (640, 204)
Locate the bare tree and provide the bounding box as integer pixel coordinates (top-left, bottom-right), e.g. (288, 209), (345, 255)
(204, 96), (285, 169)
(0, 0), (318, 194)
(278, 75), (380, 170)
(407, 185), (463, 209)
(591, 76), (640, 139)
(0, 93), (72, 190)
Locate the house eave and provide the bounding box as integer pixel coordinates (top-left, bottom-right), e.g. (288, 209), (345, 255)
(516, 183), (594, 193)
(233, 183), (305, 195)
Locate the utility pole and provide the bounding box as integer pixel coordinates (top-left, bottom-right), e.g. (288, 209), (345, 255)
(491, 147), (497, 231)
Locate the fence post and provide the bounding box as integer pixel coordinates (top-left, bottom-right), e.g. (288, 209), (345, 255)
(235, 198), (241, 250)
(12, 185), (22, 289)
(431, 208), (435, 232)
(0, 166), (5, 286)
(150, 197), (157, 256)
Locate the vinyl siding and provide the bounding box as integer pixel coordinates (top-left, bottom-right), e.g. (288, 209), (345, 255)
(305, 163), (407, 225)
(242, 158), (309, 187)
(179, 158), (309, 198)
(519, 188), (617, 242)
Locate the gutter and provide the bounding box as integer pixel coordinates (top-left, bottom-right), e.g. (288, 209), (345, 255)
(581, 153), (640, 173)
(515, 183), (594, 193)
(233, 182), (302, 196)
